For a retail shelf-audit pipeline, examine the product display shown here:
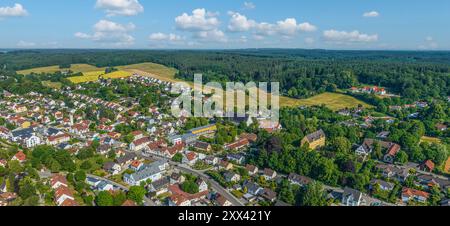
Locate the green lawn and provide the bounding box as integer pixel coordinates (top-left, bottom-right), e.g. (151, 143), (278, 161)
(295, 92), (374, 111)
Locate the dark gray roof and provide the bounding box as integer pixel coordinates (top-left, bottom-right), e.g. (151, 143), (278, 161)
(11, 127), (34, 138)
(150, 177), (170, 190)
(288, 173), (312, 185)
(304, 129), (325, 142)
(115, 153), (137, 164)
(343, 187), (362, 200)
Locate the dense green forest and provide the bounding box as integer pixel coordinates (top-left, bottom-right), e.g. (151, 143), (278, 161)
(0, 49), (449, 101)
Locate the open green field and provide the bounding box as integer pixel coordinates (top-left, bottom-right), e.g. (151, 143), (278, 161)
(67, 70), (133, 84)
(17, 64), (106, 75)
(294, 92), (374, 111)
(116, 62), (178, 80)
(420, 136), (442, 144)
(16, 63), (371, 110)
(42, 81), (62, 89)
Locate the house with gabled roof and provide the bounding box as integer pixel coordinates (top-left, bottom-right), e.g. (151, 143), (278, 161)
(12, 151), (26, 163)
(246, 164), (259, 175)
(419, 160), (435, 172)
(301, 129), (326, 150)
(402, 187), (429, 203)
(288, 173), (312, 187)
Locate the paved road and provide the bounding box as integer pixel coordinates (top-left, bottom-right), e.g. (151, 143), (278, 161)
(135, 151), (245, 206)
(174, 163), (245, 206)
(87, 174), (157, 206)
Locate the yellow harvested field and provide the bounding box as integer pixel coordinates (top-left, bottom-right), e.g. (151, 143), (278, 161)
(17, 62), (371, 110)
(42, 81), (62, 89)
(83, 71), (105, 77)
(102, 70), (133, 79)
(420, 136), (442, 144)
(117, 62), (178, 80)
(294, 92), (374, 110)
(68, 70), (132, 84)
(17, 64), (106, 75)
(68, 75), (100, 84)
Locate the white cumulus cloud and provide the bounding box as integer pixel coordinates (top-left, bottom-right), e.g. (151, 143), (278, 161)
(95, 0), (144, 16)
(0, 3), (28, 18)
(228, 12), (316, 38)
(16, 40), (35, 48)
(243, 2), (256, 10)
(175, 8), (227, 43)
(228, 11), (256, 32)
(75, 20), (136, 46)
(363, 11), (380, 18)
(175, 8), (220, 31)
(149, 33), (184, 42)
(323, 30), (378, 43)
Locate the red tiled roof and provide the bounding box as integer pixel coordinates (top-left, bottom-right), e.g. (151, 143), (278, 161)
(14, 151), (26, 161)
(54, 186), (74, 201)
(132, 137), (151, 146)
(122, 199), (137, 206)
(168, 184), (208, 201)
(402, 187), (430, 199)
(60, 198), (79, 206)
(225, 138), (249, 150)
(387, 144), (401, 156)
(51, 174), (68, 188)
(48, 134), (70, 142)
(422, 160), (435, 171)
(186, 152), (197, 161)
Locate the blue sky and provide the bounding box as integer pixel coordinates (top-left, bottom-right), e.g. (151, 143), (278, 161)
(0, 0), (449, 50)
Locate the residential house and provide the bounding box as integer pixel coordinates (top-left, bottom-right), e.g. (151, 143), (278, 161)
(123, 160), (168, 186)
(227, 154), (245, 165)
(215, 194), (232, 206)
(301, 129), (326, 150)
(383, 143), (401, 163)
(12, 151), (26, 163)
(182, 152), (198, 166)
(115, 153), (138, 167)
(258, 119), (282, 133)
(0, 126), (11, 140)
(243, 181), (263, 196)
(50, 174), (68, 189)
(288, 173), (312, 187)
(196, 178), (208, 192)
(204, 156), (219, 165)
(370, 179), (395, 191)
(148, 177), (170, 196)
(169, 194), (191, 206)
(263, 168), (277, 181)
(224, 138), (250, 151)
(129, 137), (151, 151)
(130, 160), (145, 171)
(96, 144), (111, 155)
(261, 188), (277, 202)
(192, 141), (212, 152)
(54, 186), (76, 206)
(402, 188), (429, 203)
(436, 123), (447, 132)
(170, 173), (186, 185)
(419, 160), (435, 172)
(0, 159), (7, 168)
(47, 133), (71, 146)
(11, 128), (41, 148)
(246, 164), (259, 175)
(103, 162), (122, 175)
(218, 160), (233, 170)
(224, 171), (241, 183)
(70, 123), (89, 137)
(342, 187), (365, 206)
